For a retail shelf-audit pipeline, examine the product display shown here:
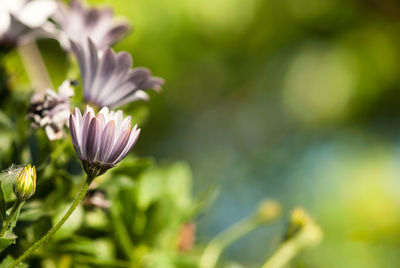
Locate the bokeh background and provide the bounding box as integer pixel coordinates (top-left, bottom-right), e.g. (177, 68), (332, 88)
(5, 0), (400, 267)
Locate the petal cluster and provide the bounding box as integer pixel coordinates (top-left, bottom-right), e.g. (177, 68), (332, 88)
(0, 0), (56, 47)
(53, 0), (130, 51)
(69, 106), (140, 177)
(28, 80), (75, 140)
(71, 39), (164, 108)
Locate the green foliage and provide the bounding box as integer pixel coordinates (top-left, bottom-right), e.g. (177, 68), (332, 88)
(0, 236), (16, 253)
(0, 256), (26, 268)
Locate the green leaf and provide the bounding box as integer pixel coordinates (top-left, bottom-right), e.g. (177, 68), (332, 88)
(136, 161), (194, 210)
(6, 201), (23, 236)
(165, 162), (192, 209)
(0, 235), (16, 252)
(0, 111), (13, 129)
(57, 238), (115, 260)
(112, 157), (153, 179)
(0, 255), (27, 268)
(137, 167), (164, 210)
(0, 167), (19, 202)
(0, 181), (6, 221)
(18, 200), (46, 221)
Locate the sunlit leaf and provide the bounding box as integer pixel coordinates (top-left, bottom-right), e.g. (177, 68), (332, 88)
(0, 235), (16, 253)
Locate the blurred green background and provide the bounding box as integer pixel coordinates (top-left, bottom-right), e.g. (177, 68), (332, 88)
(6, 0), (400, 266)
(76, 0), (400, 266)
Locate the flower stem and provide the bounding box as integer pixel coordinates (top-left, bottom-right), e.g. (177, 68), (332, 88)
(17, 41), (53, 92)
(10, 175), (94, 268)
(199, 216), (261, 268)
(199, 200), (281, 268)
(261, 239), (299, 268)
(0, 198), (22, 237)
(261, 208), (323, 268)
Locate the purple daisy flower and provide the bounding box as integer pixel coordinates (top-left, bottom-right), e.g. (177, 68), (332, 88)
(53, 0), (130, 51)
(0, 0), (56, 48)
(69, 105), (141, 178)
(70, 38), (164, 108)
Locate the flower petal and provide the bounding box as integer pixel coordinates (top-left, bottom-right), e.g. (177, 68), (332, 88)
(106, 128), (130, 163)
(98, 120), (115, 161)
(113, 126), (140, 164)
(69, 114), (83, 159)
(85, 117), (100, 161)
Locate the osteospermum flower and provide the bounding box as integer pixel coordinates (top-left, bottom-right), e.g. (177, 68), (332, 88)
(71, 38), (164, 108)
(0, 0), (56, 47)
(53, 0), (130, 51)
(69, 106), (141, 178)
(28, 80), (76, 140)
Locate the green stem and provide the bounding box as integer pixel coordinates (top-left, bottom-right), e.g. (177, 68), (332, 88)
(17, 41), (53, 92)
(261, 240), (299, 268)
(10, 175), (94, 268)
(0, 198), (22, 237)
(199, 216), (262, 268)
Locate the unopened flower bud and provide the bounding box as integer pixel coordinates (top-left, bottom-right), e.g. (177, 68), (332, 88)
(13, 164), (36, 200)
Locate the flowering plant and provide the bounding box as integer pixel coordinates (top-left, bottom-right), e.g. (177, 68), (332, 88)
(0, 0), (322, 267)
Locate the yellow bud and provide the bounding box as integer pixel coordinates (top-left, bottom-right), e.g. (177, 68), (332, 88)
(13, 164), (36, 200)
(284, 207), (323, 246)
(291, 207), (310, 228)
(256, 200), (282, 222)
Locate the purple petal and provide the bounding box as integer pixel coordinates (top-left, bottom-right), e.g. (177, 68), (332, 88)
(95, 112), (105, 131)
(98, 120), (115, 161)
(85, 38), (99, 100)
(100, 22), (130, 48)
(110, 90), (149, 108)
(95, 52), (132, 102)
(106, 128), (130, 163)
(70, 40), (87, 91)
(81, 107), (94, 159)
(92, 48), (116, 102)
(115, 52), (132, 76)
(85, 117), (100, 161)
(84, 9), (100, 28)
(69, 114), (83, 159)
(104, 82), (137, 107)
(113, 127), (140, 164)
(128, 68), (164, 91)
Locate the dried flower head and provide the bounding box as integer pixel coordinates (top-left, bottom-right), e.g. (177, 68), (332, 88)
(0, 0), (56, 47)
(28, 80), (76, 140)
(13, 164), (36, 200)
(71, 38), (164, 108)
(69, 106), (141, 178)
(53, 0), (130, 51)
(84, 190), (111, 209)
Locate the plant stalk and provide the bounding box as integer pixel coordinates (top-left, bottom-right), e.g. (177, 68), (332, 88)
(10, 175), (94, 268)
(0, 198), (22, 237)
(199, 216), (263, 268)
(261, 239), (299, 268)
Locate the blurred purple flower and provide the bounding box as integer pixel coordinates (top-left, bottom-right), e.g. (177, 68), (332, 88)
(0, 0), (56, 47)
(69, 106), (141, 177)
(53, 0), (130, 51)
(29, 80), (76, 141)
(71, 39), (164, 108)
